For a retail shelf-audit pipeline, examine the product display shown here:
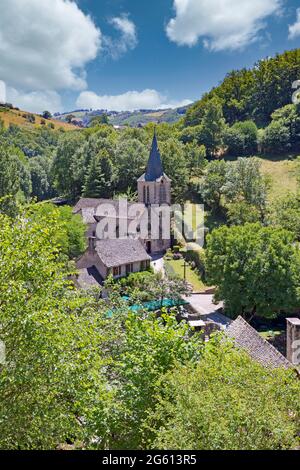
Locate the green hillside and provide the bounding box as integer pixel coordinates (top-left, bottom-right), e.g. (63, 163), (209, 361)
(185, 48), (300, 128)
(55, 105), (190, 128)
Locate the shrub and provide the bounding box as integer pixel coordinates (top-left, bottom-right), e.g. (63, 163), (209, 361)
(184, 248), (206, 277)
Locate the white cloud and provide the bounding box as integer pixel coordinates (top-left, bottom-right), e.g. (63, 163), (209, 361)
(289, 9), (300, 39)
(0, 81), (6, 103)
(76, 89), (192, 112)
(6, 88), (62, 114)
(0, 0), (101, 91)
(104, 14), (138, 59)
(166, 0), (282, 51)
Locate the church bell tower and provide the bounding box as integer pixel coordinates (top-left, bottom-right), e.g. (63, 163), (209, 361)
(137, 132), (171, 206)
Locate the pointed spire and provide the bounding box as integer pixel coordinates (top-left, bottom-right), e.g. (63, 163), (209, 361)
(145, 131), (164, 182)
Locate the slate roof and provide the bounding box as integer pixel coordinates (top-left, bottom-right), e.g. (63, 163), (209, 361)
(145, 133), (164, 182)
(95, 238), (151, 268)
(73, 198), (104, 213)
(94, 201), (145, 220)
(76, 266), (103, 289)
(226, 316), (291, 369)
(80, 207), (98, 224)
(74, 198), (144, 221)
(137, 172), (171, 183)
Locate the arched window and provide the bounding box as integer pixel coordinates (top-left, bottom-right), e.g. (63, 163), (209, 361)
(159, 180), (166, 203)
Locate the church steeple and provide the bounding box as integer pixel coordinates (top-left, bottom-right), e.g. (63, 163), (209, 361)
(145, 131), (164, 182)
(137, 131), (171, 206)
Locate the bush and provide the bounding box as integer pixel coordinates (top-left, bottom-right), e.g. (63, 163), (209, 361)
(184, 248), (206, 277)
(119, 271), (154, 290)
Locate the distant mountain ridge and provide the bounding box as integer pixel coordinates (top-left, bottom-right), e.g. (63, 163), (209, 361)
(53, 104), (192, 128)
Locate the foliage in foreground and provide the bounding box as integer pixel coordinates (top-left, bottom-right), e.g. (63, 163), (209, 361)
(0, 209), (111, 449)
(145, 341), (300, 450)
(0, 210), (299, 450)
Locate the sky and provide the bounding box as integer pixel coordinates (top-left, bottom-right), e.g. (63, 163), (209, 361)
(0, 0), (300, 113)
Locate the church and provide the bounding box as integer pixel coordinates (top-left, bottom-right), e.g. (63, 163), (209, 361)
(74, 133), (172, 288)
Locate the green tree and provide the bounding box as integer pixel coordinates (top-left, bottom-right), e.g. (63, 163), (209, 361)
(42, 111), (52, 120)
(146, 339), (300, 450)
(66, 114), (75, 123)
(89, 114), (109, 127)
(206, 223), (300, 320)
(224, 120), (258, 156)
(0, 147), (21, 199)
(223, 125), (245, 156)
(184, 49), (300, 128)
(52, 132), (85, 199)
(29, 156), (54, 201)
(198, 98), (225, 156)
(159, 138), (189, 202)
(199, 160), (227, 211)
(261, 120), (291, 154)
(0, 145), (31, 215)
(261, 104), (300, 154)
(0, 209), (110, 449)
(99, 311), (203, 450)
(115, 138), (148, 191)
(184, 141), (206, 175)
(227, 201), (261, 226)
(271, 192), (300, 240)
(83, 149), (115, 198)
(223, 158), (270, 221)
(29, 203), (86, 259)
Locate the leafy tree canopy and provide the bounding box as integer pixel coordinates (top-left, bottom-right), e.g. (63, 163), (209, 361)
(206, 223), (300, 319)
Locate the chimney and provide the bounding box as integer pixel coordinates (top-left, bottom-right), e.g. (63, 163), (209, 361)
(286, 318), (300, 365)
(88, 236), (96, 254)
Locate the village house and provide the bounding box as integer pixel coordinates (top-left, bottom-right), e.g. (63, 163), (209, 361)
(74, 133), (172, 287)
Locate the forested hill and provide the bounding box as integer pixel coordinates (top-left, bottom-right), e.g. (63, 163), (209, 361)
(185, 48), (300, 128)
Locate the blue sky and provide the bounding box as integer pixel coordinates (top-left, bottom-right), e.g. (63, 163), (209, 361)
(0, 0), (300, 113)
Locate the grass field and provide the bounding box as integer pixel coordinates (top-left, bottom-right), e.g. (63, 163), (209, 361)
(258, 156), (299, 202)
(164, 258), (205, 292)
(0, 107), (77, 131)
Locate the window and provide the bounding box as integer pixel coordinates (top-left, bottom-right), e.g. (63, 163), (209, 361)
(113, 266), (121, 277)
(126, 263), (134, 275)
(160, 181), (166, 203)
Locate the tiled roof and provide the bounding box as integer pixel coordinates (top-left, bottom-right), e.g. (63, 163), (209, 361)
(95, 238), (151, 268)
(226, 316), (292, 370)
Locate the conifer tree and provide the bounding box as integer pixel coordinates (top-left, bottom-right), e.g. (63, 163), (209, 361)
(83, 149), (114, 198)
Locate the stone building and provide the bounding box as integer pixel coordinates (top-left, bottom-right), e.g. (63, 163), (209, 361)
(74, 133), (171, 287)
